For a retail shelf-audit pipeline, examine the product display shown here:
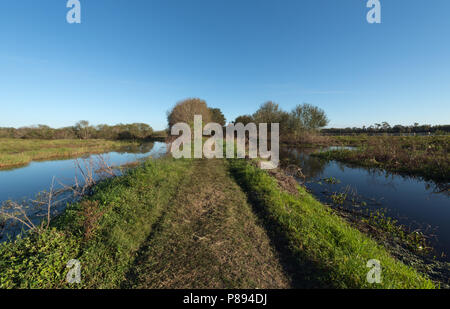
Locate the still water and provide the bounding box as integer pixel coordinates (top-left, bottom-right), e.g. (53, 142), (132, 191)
(281, 147), (450, 260)
(0, 142), (167, 204)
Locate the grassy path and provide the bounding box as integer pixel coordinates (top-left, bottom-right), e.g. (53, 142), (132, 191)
(125, 159), (290, 288)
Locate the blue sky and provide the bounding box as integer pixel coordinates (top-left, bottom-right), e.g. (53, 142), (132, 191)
(0, 0), (449, 130)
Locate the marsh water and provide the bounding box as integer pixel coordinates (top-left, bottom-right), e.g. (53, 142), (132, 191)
(0, 142), (167, 240)
(0, 142), (449, 261)
(0, 142), (167, 203)
(281, 146), (450, 261)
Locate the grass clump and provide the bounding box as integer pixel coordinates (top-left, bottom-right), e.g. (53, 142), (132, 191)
(229, 159), (435, 289)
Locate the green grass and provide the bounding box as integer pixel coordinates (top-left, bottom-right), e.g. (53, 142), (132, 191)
(0, 138), (138, 169)
(228, 159), (435, 288)
(0, 157), (193, 288)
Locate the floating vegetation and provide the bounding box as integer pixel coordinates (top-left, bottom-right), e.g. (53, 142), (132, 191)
(330, 192), (347, 205)
(319, 183), (433, 255)
(361, 208), (432, 254)
(323, 176), (341, 184)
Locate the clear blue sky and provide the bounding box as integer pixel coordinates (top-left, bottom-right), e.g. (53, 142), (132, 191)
(1, 0), (449, 130)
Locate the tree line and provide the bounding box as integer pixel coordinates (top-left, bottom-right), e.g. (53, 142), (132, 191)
(167, 98), (329, 143)
(0, 121), (155, 140)
(322, 122), (450, 135)
(3, 98), (330, 142)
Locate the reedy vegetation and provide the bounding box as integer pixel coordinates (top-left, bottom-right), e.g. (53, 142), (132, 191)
(317, 135), (450, 182)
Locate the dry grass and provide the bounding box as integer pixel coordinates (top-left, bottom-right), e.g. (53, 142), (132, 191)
(282, 131), (332, 146)
(79, 201), (108, 241)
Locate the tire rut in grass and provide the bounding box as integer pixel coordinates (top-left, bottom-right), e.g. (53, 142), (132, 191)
(124, 159), (290, 288)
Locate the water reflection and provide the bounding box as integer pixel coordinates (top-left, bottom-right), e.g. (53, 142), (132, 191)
(0, 142), (167, 204)
(280, 147), (327, 179)
(115, 142), (157, 154)
(280, 146), (450, 260)
(0, 142), (167, 241)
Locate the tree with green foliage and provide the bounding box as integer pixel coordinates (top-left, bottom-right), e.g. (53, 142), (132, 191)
(289, 103), (329, 133)
(252, 101), (293, 135)
(119, 123), (154, 140)
(209, 108), (226, 126)
(234, 115), (253, 126)
(252, 101), (285, 124)
(75, 120), (92, 139)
